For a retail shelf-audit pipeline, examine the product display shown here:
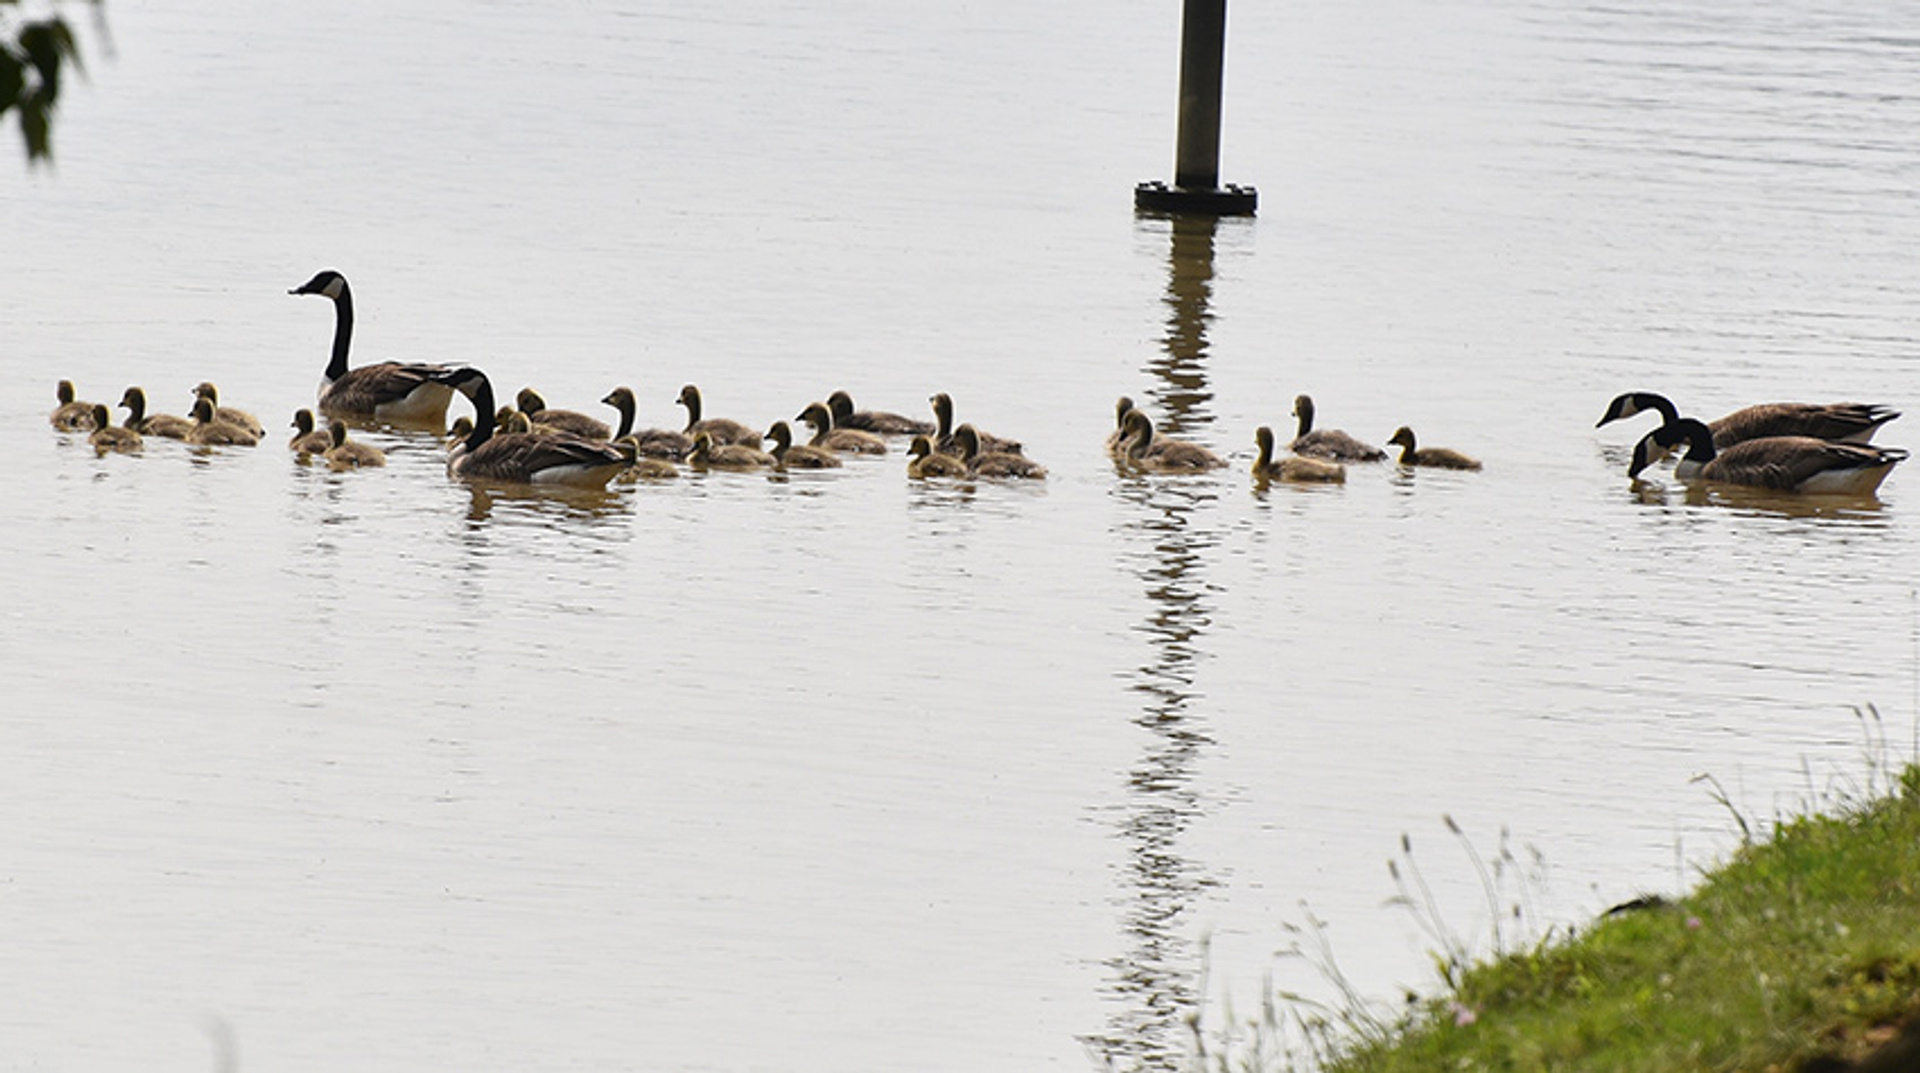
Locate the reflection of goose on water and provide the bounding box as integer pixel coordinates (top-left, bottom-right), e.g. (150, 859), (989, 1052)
(1629, 417), (1907, 495)
(1252, 426), (1344, 483)
(827, 390), (933, 436)
(440, 368), (630, 487)
(88, 405), (143, 454)
(1386, 426), (1481, 471)
(119, 387), (193, 439)
(906, 434), (969, 478)
(1596, 391), (1898, 448)
(1289, 394), (1385, 462)
(51, 381), (99, 430)
(289, 269), (460, 425)
(1118, 410), (1225, 472)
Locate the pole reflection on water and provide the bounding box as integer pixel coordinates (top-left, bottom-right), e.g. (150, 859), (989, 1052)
(1088, 213), (1230, 1071)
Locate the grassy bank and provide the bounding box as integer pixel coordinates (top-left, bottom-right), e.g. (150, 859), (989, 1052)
(1204, 750), (1920, 1072)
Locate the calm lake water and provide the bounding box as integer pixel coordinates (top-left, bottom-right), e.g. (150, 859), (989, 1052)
(9, 0), (1920, 1069)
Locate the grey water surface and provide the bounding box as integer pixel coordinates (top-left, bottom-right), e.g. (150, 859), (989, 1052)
(9, 0), (1920, 1069)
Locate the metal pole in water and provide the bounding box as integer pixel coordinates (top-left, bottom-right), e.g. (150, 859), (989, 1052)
(1135, 0), (1257, 216)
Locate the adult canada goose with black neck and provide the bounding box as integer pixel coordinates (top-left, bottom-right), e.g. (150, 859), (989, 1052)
(1629, 417), (1906, 495)
(1289, 395), (1385, 462)
(50, 381), (99, 431)
(796, 400), (887, 455)
(517, 387), (611, 440)
(289, 269), (459, 425)
(119, 387), (193, 439)
(1117, 409), (1225, 472)
(1386, 426), (1481, 471)
(765, 420), (842, 469)
(1597, 391), (1898, 448)
(1252, 426), (1344, 483)
(601, 386), (692, 459)
(827, 390), (933, 436)
(675, 384), (761, 447)
(438, 368), (629, 487)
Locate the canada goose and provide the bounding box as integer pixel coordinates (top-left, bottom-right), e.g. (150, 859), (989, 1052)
(611, 437), (680, 480)
(50, 381), (99, 430)
(118, 387), (193, 439)
(185, 397), (261, 446)
(1597, 391), (1899, 448)
(323, 421), (387, 468)
(87, 405), (142, 454)
(289, 269), (459, 425)
(907, 434), (970, 478)
(1104, 396), (1138, 458)
(675, 384), (761, 446)
(601, 386), (692, 459)
(1629, 417), (1907, 495)
(796, 401), (887, 455)
(1386, 426), (1482, 471)
(1290, 395), (1385, 462)
(955, 424), (1046, 479)
(827, 390), (934, 436)
(687, 430), (776, 470)
(930, 392), (1022, 457)
(516, 387), (611, 440)
(765, 420), (842, 469)
(1252, 426), (1345, 483)
(289, 409), (333, 453)
(192, 382), (265, 439)
(438, 367), (630, 487)
(1118, 410), (1226, 472)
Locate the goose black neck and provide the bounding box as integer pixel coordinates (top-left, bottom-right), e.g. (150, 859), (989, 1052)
(1638, 393), (1681, 424)
(325, 283), (356, 383)
(463, 376), (498, 453)
(1664, 417), (1716, 462)
(612, 395), (634, 439)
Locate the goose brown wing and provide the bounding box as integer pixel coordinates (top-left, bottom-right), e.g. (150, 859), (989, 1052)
(471, 431), (628, 479)
(1709, 436), (1899, 490)
(1710, 403), (1899, 446)
(322, 361), (458, 414)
